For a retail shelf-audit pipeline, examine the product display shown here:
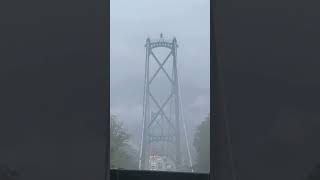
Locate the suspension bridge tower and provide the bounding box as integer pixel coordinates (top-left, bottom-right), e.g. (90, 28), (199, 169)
(139, 34), (193, 172)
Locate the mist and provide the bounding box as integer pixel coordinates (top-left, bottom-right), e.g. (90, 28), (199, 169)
(110, 0), (210, 171)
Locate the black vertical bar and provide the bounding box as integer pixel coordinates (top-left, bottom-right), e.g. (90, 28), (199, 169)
(0, 0), (108, 179)
(106, 0), (110, 179)
(211, 0), (236, 179)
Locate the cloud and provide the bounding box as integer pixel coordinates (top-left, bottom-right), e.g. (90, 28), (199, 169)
(189, 94), (210, 110)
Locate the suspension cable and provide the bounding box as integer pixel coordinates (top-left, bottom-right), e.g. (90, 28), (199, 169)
(139, 44), (148, 169)
(175, 48), (194, 172)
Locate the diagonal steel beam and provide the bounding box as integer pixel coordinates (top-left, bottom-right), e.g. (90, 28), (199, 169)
(147, 91), (174, 129)
(152, 112), (163, 129)
(150, 51), (174, 84)
(148, 92), (175, 130)
(149, 51), (173, 84)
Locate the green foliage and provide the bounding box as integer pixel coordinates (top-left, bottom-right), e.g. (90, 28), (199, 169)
(193, 114), (210, 173)
(110, 115), (138, 169)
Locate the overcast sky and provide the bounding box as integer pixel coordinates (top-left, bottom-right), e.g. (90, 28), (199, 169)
(111, 0), (210, 147)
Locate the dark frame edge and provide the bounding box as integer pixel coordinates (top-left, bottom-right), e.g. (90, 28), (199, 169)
(211, 0), (237, 179)
(105, 0), (110, 179)
(210, 0), (218, 178)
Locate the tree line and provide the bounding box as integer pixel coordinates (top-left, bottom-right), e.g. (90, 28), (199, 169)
(110, 114), (211, 173)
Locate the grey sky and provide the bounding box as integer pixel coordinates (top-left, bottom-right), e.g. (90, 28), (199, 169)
(111, 0), (210, 149)
(111, 0), (210, 85)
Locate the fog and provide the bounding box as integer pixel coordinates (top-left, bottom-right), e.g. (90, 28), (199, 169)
(110, 0), (210, 170)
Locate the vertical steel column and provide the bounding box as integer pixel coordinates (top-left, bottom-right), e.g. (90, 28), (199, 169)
(139, 38), (151, 170)
(172, 38), (182, 169)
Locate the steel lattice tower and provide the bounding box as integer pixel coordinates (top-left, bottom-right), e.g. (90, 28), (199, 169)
(139, 34), (193, 172)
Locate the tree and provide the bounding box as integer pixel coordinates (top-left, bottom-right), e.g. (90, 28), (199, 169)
(110, 115), (138, 169)
(193, 114), (210, 173)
